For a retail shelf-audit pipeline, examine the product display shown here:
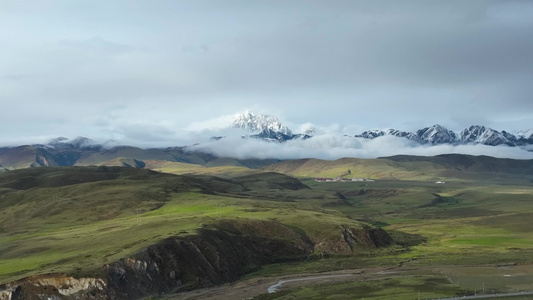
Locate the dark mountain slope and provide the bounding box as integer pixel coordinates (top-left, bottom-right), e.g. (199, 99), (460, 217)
(0, 144), (279, 171)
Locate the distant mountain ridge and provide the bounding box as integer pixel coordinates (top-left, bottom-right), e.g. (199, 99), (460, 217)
(231, 111), (533, 146)
(1, 111), (532, 170)
(0, 137), (280, 170)
(355, 124), (533, 147)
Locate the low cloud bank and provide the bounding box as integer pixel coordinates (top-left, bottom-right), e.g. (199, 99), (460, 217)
(187, 134), (533, 160)
(3, 130), (531, 161)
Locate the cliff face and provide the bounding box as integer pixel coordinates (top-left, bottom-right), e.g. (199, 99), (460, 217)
(105, 220), (314, 299)
(1, 220), (314, 300)
(1, 220), (393, 300)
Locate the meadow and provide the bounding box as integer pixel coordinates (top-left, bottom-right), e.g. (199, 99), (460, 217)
(1, 155), (533, 299)
(243, 175), (533, 299)
(0, 167), (381, 284)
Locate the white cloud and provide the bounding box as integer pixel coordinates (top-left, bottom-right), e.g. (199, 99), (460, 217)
(184, 114), (235, 132)
(294, 122), (316, 133)
(186, 134), (533, 160)
(1, 1), (533, 146)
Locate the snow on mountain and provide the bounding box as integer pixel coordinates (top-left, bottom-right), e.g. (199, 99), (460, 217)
(355, 125), (533, 147)
(501, 130), (520, 145)
(250, 129), (295, 142)
(228, 111), (531, 147)
(517, 129), (533, 140)
(356, 125), (456, 144)
(459, 125), (513, 146)
(229, 110), (315, 142)
(386, 129), (420, 141)
(414, 125), (457, 145)
(232, 110), (292, 135)
(355, 130), (386, 139)
(355, 129), (416, 139)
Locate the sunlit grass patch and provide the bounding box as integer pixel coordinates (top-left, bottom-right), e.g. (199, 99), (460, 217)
(449, 236), (531, 247)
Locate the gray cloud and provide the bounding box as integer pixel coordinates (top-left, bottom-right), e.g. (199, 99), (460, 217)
(1, 0), (532, 151)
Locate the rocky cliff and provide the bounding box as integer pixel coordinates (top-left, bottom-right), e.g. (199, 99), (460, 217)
(105, 220), (314, 299)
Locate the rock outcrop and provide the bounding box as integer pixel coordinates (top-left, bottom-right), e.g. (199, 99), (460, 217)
(0, 276), (107, 300)
(105, 220), (314, 299)
(1, 219), (393, 300)
(1, 220), (314, 300)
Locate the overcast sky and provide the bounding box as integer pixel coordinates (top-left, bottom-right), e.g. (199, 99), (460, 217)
(1, 0), (533, 152)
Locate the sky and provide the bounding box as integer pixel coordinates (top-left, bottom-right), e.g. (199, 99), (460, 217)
(1, 1), (533, 159)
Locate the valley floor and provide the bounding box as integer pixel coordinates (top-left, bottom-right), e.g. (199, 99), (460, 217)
(166, 263), (533, 300)
(164, 268), (378, 300)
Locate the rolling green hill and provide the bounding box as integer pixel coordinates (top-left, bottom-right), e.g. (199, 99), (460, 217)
(263, 154), (533, 183)
(2, 154), (533, 299)
(0, 166), (394, 298)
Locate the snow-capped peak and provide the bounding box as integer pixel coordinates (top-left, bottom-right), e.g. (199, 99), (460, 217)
(517, 129), (533, 139)
(232, 110), (293, 135)
(459, 125), (512, 146)
(355, 129), (386, 139)
(415, 124), (457, 145)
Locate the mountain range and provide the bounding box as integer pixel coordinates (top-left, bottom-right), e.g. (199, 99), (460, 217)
(0, 139), (282, 171)
(1, 111), (532, 170)
(232, 111), (533, 147)
(355, 124), (533, 147)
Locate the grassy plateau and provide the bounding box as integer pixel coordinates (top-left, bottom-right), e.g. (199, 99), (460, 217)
(1, 154), (533, 299)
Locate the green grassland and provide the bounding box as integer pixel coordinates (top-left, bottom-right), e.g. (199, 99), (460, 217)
(2, 155), (533, 299)
(248, 159), (533, 298)
(264, 154), (533, 184)
(0, 167), (382, 283)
